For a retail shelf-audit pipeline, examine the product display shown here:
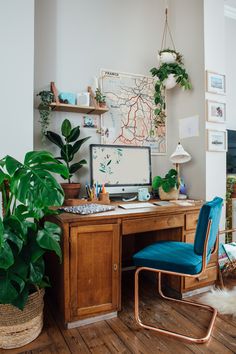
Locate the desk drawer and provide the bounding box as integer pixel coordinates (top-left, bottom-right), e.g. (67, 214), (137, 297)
(186, 212), (199, 231)
(184, 266), (217, 290)
(184, 232), (195, 244)
(122, 215), (184, 235)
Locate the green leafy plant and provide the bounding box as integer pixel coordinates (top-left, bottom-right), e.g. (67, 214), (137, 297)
(37, 90), (54, 139)
(46, 119), (91, 183)
(152, 169), (178, 193)
(150, 53), (192, 128)
(226, 177), (236, 243)
(0, 151), (69, 309)
(95, 88), (106, 104)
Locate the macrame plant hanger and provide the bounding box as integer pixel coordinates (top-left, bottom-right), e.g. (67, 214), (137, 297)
(160, 8), (176, 52)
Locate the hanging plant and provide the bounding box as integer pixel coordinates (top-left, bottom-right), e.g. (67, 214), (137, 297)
(158, 48), (183, 65)
(150, 9), (192, 128)
(37, 90), (54, 140)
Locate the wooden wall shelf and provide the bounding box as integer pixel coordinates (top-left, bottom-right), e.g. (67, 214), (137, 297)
(49, 102), (108, 115)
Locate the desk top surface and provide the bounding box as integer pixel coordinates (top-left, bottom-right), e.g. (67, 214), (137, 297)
(54, 200), (203, 224)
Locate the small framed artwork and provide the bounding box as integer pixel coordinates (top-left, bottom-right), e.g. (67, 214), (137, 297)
(206, 100), (226, 123)
(83, 116), (98, 128)
(207, 130), (227, 152)
(206, 71), (226, 95)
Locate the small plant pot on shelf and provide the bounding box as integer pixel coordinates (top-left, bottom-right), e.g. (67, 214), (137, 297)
(99, 102), (106, 108)
(159, 187), (179, 201)
(61, 183), (81, 200)
(0, 289), (45, 349)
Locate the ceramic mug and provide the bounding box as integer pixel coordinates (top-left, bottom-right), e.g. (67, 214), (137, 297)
(138, 187), (150, 201)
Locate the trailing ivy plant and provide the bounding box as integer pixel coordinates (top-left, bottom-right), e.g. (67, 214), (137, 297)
(150, 54), (192, 128)
(0, 151), (69, 309)
(46, 118), (91, 183)
(37, 90), (54, 140)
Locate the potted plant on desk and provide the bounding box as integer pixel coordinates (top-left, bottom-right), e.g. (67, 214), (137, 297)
(46, 118), (91, 200)
(152, 169), (179, 200)
(0, 150), (68, 349)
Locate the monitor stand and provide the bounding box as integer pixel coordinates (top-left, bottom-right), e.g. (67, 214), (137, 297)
(110, 193), (138, 202)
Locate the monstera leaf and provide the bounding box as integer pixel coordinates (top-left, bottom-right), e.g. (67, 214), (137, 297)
(1, 151), (69, 218)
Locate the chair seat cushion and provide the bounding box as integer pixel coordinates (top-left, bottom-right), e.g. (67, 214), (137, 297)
(133, 241), (207, 275)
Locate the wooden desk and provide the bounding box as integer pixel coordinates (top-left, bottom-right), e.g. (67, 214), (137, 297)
(46, 201), (218, 328)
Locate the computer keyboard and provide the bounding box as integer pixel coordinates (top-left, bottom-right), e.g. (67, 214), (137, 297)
(118, 202), (155, 209)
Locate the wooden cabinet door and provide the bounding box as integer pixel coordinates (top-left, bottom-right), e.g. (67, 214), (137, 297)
(70, 224), (120, 320)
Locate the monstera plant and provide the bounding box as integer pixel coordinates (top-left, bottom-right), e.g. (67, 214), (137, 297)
(0, 151), (68, 311)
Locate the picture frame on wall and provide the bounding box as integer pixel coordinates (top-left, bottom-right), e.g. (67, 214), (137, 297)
(206, 71), (226, 95)
(206, 100), (226, 123)
(207, 130), (227, 152)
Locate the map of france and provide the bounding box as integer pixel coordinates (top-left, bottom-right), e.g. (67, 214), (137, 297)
(101, 70), (166, 155)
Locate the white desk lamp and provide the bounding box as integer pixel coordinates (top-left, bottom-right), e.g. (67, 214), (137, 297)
(170, 143), (191, 185)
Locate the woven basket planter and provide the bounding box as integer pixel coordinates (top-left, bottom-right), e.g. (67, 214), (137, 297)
(159, 187), (179, 200)
(0, 289), (45, 349)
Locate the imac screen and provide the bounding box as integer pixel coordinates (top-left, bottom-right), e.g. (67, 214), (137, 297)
(90, 144), (151, 187)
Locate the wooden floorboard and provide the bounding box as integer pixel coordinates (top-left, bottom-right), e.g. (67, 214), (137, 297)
(1, 276), (236, 354)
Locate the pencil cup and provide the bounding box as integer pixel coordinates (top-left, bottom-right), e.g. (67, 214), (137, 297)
(99, 192), (110, 204)
(88, 197), (99, 203)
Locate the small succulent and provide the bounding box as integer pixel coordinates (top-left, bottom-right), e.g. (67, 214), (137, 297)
(95, 88), (106, 104)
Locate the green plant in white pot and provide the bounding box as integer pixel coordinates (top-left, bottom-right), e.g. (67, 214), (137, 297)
(150, 51), (192, 128)
(0, 151), (68, 349)
(152, 169), (179, 200)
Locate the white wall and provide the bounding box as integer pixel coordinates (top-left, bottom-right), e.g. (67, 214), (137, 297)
(34, 0), (208, 198)
(0, 0), (34, 161)
(168, 0), (206, 199)
(34, 0), (227, 211)
(34, 0), (168, 190)
(204, 0), (226, 234)
(225, 17), (236, 130)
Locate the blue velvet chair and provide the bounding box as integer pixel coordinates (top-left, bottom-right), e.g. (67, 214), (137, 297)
(133, 197), (223, 344)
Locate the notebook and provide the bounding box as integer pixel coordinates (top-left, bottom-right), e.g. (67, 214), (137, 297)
(118, 202), (155, 209)
(60, 204), (115, 215)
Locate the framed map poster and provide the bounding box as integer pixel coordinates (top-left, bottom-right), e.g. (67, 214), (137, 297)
(100, 70), (166, 155)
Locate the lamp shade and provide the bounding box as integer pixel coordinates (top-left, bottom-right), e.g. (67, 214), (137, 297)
(170, 143), (191, 164)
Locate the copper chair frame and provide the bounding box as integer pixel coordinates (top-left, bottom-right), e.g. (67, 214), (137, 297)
(134, 220), (219, 344)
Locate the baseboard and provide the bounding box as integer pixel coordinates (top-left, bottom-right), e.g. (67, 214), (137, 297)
(66, 311), (117, 329)
(182, 285), (214, 298)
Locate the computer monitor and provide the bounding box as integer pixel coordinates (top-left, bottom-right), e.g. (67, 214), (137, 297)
(90, 144), (152, 196)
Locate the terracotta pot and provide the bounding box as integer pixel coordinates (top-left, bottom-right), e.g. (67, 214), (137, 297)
(99, 102), (106, 108)
(159, 186), (179, 201)
(231, 184), (236, 198)
(61, 183), (81, 200)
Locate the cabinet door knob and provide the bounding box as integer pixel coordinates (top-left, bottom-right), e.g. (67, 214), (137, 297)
(197, 275), (208, 282)
(113, 263), (118, 271)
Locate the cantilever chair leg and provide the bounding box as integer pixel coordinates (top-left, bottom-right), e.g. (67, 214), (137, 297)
(134, 267), (217, 344)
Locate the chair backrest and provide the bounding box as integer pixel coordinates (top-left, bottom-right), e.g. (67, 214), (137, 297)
(194, 197), (223, 256)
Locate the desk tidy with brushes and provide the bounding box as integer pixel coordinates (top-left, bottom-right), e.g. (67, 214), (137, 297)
(64, 183), (110, 206)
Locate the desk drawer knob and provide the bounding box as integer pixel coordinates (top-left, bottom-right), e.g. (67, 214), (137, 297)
(197, 275), (208, 282)
(113, 264), (118, 271)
